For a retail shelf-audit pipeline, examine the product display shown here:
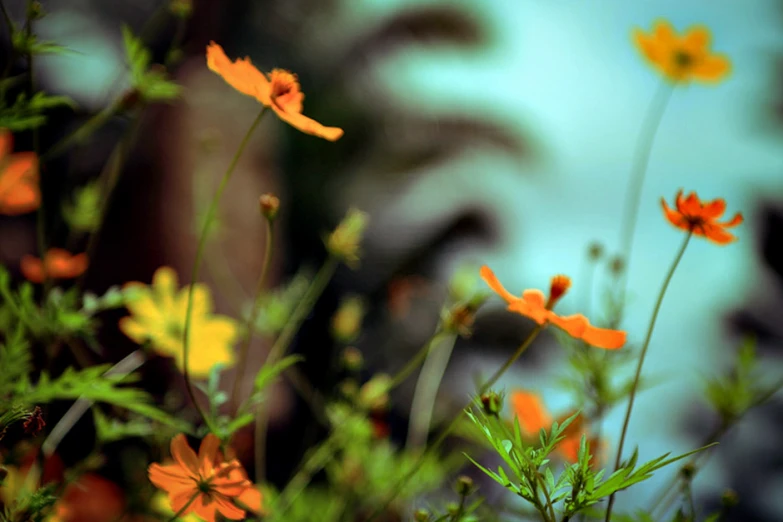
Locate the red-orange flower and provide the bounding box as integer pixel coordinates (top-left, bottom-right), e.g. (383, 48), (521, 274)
(510, 390), (603, 465)
(53, 474), (126, 522)
(206, 42), (344, 142)
(148, 434), (262, 522)
(480, 266), (626, 349)
(20, 249), (88, 283)
(661, 190), (743, 244)
(0, 129), (40, 215)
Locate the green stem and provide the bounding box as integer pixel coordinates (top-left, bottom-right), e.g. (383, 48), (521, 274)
(166, 492), (199, 522)
(389, 330), (447, 389)
(253, 254), (339, 482)
(367, 325), (545, 521)
(231, 218), (274, 413)
(617, 81), (674, 264)
(405, 332), (457, 450)
(604, 232), (691, 522)
(182, 108), (266, 430)
(40, 100), (123, 162)
(275, 433), (340, 516)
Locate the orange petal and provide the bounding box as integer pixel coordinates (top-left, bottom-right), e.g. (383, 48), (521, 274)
(679, 191), (702, 215)
(681, 25), (711, 56)
(700, 198), (726, 219)
(0, 129), (11, 157)
(633, 29), (663, 65)
(579, 322), (627, 350)
(214, 495), (246, 520)
(692, 54), (731, 83)
(510, 390), (552, 435)
(206, 42), (271, 105)
(236, 486), (263, 513)
(557, 436), (581, 463)
(661, 197), (689, 231)
(0, 184), (40, 215)
(20, 255), (44, 283)
(170, 434), (200, 475)
(198, 434), (221, 473)
(270, 104), (344, 141)
(508, 296), (549, 324)
(701, 223), (738, 245)
(148, 463), (195, 492)
(191, 496), (219, 522)
(653, 20), (676, 49)
(479, 265), (518, 304)
(719, 212), (743, 228)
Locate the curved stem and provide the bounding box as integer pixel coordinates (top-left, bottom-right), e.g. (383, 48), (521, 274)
(604, 232), (691, 522)
(389, 330), (447, 389)
(182, 108), (266, 430)
(405, 332), (457, 450)
(618, 82), (674, 264)
(40, 100), (122, 163)
(253, 255), (339, 482)
(231, 218), (274, 413)
(367, 325), (544, 521)
(166, 492), (199, 522)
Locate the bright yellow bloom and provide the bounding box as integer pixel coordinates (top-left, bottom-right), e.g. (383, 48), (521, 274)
(119, 267), (238, 377)
(633, 20), (731, 84)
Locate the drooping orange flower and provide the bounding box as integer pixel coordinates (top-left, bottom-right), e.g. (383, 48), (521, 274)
(20, 249), (88, 283)
(661, 190), (743, 245)
(0, 129), (40, 215)
(633, 20), (731, 84)
(206, 42), (344, 141)
(510, 390), (603, 465)
(148, 434), (263, 522)
(480, 266), (626, 349)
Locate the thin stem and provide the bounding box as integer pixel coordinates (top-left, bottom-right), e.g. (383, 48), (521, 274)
(275, 433), (340, 516)
(617, 81), (674, 263)
(40, 100), (123, 163)
(537, 472), (557, 522)
(405, 332), (457, 450)
(231, 218), (274, 413)
(604, 232), (691, 522)
(367, 325), (545, 521)
(253, 255), (339, 482)
(182, 108), (266, 430)
(389, 330), (447, 389)
(167, 492), (199, 522)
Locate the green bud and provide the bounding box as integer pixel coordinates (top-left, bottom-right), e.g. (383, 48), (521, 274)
(341, 346), (364, 372)
(331, 296), (365, 343)
(480, 391), (503, 417)
(455, 475), (475, 497)
(325, 208), (368, 268)
(413, 509), (431, 522)
(721, 489), (739, 508)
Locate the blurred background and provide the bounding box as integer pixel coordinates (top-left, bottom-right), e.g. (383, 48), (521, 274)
(2, 0), (783, 519)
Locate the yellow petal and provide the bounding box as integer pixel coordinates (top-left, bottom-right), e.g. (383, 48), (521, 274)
(692, 54), (731, 83)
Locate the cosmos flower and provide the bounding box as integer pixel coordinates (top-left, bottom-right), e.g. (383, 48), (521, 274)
(633, 20), (731, 84)
(0, 129), (39, 215)
(20, 249), (88, 283)
(206, 42), (343, 141)
(148, 434), (262, 522)
(661, 190), (743, 244)
(119, 267), (238, 377)
(480, 266), (626, 349)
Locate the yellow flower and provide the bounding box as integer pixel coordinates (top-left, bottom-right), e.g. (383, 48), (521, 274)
(633, 20), (731, 84)
(119, 267), (238, 377)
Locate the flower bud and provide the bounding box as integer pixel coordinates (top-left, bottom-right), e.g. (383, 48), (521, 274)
(414, 509), (431, 522)
(679, 463), (696, 481)
(169, 0), (193, 18)
(331, 296), (365, 343)
(325, 208), (368, 268)
(259, 193), (280, 221)
(358, 374), (391, 412)
(455, 475), (475, 497)
(480, 391), (503, 417)
(587, 241), (604, 261)
(341, 346), (364, 372)
(609, 256), (625, 276)
(721, 489), (739, 508)
(442, 294), (487, 338)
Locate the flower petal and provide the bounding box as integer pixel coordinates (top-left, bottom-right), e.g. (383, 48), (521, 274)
(20, 256), (44, 283)
(198, 434), (221, 474)
(633, 29), (663, 65)
(701, 223), (738, 245)
(148, 463), (196, 493)
(661, 197), (690, 231)
(653, 20), (676, 50)
(479, 265), (519, 304)
(692, 54), (731, 83)
(681, 26), (711, 56)
(170, 434), (200, 475)
(701, 198), (726, 219)
(236, 485), (263, 514)
(206, 42), (271, 105)
(270, 104), (344, 141)
(0, 129), (11, 157)
(510, 390), (552, 435)
(214, 495), (246, 520)
(719, 212), (743, 228)
(549, 314), (627, 349)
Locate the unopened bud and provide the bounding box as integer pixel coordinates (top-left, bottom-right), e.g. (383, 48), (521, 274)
(331, 296), (365, 343)
(609, 256), (625, 276)
(169, 0), (193, 18)
(259, 193), (280, 221)
(721, 489), (739, 508)
(22, 406), (45, 437)
(28, 1), (45, 19)
(480, 391), (503, 417)
(546, 275), (571, 309)
(442, 294), (487, 338)
(587, 242), (604, 261)
(679, 463), (696, 481)
(341, 347), (364, 372)
(446, 503), (460, 516)
(455, 475), (475, 497)
(414, 509), (431, 522)
(338, 379), (359, 399)
(358, 374), (391, 412)
(325, 208), (368, 268)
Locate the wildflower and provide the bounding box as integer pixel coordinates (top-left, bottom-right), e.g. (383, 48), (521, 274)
(633, 20), (731, 84)
(206, 42), (344, 141)
(325, 208), (369, 267)
(480, 266), (626, 349)
(661, 190), (743, 244)
(0, 129), (39, 215)
(148, 434), (262, 522)
(258, 193), (280, 221)
(20, 249), (88, 283)
(510, 390), (602, 465)
(119, 267), (238, 377)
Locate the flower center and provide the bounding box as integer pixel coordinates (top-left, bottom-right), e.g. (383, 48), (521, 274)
(673, 50), (693, 68)
(166, 321), (185, 340)
(197, 478), (213, 494)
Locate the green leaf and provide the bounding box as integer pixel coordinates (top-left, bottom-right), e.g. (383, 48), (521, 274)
(254, 355), (304, 391)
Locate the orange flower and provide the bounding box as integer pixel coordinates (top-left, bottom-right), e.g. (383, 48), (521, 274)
(148, 434), (262, 522)
(510, 390), (603, 465)
(661, 190), (743, 245)
(479, 266), (626, 349)
(0, 129), (40, 215)
(20, 249), (88, 283)
(633, 20), (731, 84)
(206, 42), (344, 141)
(53, 474), (126, 522)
